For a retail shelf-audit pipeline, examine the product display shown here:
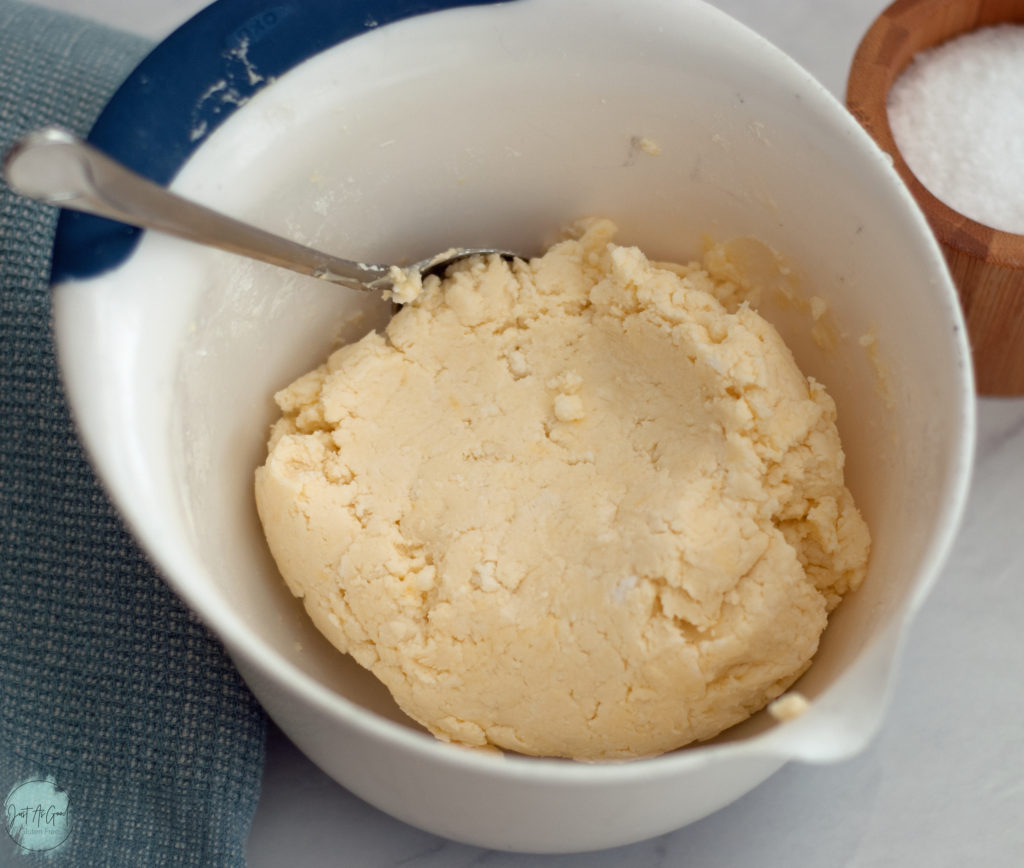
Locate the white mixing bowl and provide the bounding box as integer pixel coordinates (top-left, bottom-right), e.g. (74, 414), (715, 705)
(51, 0), (974, 852)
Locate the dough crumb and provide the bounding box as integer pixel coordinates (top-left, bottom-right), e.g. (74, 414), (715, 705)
(553, 393), (585, 422)
(387, 265), (423, 304)
(507, 349), (530, 378)
(635, 135), (662, 156)
(768, 691), (810, 722)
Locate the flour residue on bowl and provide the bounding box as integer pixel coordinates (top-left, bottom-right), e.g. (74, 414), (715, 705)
(189, 36), (273, 144)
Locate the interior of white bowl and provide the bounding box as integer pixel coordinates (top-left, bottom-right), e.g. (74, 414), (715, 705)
(53, 0), (973, 777)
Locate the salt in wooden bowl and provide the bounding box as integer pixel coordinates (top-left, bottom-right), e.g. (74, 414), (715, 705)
(847, 0), (1024, 395)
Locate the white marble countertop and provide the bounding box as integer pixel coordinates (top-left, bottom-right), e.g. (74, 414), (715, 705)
(23, 0), (1024, 864)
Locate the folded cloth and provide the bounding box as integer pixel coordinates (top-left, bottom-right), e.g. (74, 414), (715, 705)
(0, 2), (266, 864)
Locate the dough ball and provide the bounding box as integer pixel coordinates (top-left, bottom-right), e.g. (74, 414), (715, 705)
(255, 219), (870, 760)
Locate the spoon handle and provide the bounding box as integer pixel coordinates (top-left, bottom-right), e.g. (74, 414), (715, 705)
(3, 126), (390, 291)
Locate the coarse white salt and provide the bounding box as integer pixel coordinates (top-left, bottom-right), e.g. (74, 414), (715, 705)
(887, 24), (1024, 235)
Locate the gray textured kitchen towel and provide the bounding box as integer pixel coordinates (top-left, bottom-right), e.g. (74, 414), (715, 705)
(0, 1), (266, 864)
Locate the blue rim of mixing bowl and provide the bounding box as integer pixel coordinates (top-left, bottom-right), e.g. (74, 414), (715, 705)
(50, 0), (514, 283)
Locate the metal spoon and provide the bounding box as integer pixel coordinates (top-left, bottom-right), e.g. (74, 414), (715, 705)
(3, 126), (518, 293)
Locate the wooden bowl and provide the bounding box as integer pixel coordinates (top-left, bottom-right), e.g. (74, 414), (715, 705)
(847, 0), (1024, 395)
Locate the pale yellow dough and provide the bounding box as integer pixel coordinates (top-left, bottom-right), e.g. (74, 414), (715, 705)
(255, 219), (870, 760)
